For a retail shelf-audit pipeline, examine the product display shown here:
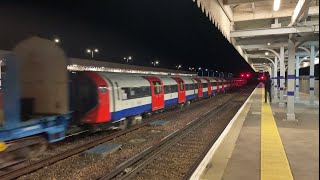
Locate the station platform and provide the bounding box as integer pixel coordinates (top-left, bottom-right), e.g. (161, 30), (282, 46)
(191, 83), (319, 180)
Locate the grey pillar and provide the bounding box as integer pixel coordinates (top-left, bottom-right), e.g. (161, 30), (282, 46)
(287, 38), (295, 120)
(273, 57), (278, 101)
(310, 46), (315, 105)
(295, 56), (300, 100)
(279, 47), (285, 107)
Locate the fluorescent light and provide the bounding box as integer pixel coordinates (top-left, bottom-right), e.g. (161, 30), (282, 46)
(265, 52), (269, 55)
(273, 0), (280, 11)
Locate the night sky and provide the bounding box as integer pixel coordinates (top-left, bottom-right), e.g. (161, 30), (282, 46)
(0, 0), (253, 75)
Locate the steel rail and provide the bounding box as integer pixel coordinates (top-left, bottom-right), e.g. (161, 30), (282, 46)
(99, 91), (243, 180)
(0, 91), (227, 180)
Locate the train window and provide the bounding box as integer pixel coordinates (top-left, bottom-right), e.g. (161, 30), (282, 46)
(164, 85), (171, 94)
(171, 85), (178, 92)
(153, 81), (162, 94)
(164, 85), (178, 94)
(202, 83), (208, 88)
(115, 82), (120, 100)
(178, 82), (184, 91)
(121, 89), (128, 100)
(121, 86), (151, 100)
(185, 84), (192, 91)
(193, 83), (198, 89)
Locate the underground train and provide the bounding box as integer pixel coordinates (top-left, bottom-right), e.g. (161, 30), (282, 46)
(0, 37), (246, 166)
(70, 71), (247, 131)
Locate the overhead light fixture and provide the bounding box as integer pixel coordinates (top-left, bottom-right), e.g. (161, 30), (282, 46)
(267, 43), (271, 46)
(273, 0), (280, 11)
(265, 52), (269, 55)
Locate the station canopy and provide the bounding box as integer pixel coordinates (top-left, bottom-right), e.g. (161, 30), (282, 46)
(194, 0), (319, 72)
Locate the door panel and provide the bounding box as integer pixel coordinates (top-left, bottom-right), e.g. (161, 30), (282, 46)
(204, 78), (211, 95)
(193, 78), (203, 97)
(144, 77), (164, 111)
(172, 77), (186, 103)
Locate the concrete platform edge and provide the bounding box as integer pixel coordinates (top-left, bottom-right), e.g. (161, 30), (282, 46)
(189, 88), (256, 180)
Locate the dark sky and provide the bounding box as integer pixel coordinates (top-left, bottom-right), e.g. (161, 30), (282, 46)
(0, 0), (253, 74)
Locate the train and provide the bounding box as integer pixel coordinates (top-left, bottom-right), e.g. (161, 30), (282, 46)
(70, 71), (246, 131)
(0, 37), (247, 166)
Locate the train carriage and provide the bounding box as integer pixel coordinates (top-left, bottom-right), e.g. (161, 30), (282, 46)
(158, 77), (179, 108)
(209, 78), (218, 95)
(180, 77), (197, 101)
(217, 78), (224, 92)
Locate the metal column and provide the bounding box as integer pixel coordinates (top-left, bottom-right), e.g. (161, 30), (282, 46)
(287, 38), (295, 120)
(295, 55), (300, 100)
(273, 56), (278, 101)
(279, 47), (285, 107)
(309, 46), (315, 105)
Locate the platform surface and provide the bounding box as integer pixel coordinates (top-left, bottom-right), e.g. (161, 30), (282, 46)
(196, 84), (319, 180)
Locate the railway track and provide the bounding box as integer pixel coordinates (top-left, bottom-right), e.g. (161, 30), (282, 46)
(98, 87), (252, 180)
(0, 90), (233, 180)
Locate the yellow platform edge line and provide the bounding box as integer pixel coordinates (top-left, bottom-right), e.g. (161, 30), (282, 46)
(261, 88), (294, 180)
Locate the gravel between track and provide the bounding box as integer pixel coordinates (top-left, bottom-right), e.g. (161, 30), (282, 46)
(133, 92), (250, 179)
(18, 91), (241, 180)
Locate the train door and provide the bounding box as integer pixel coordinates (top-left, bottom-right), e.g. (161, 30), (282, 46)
(204, 78), (212, 95)
(193, 78), (203, 97)
(216, 78), (220, 93)
(144, 77), (164, 111)
(83, 72), (110, 123)
(222, 80), (225, 92)
(172, 77), (186, 103)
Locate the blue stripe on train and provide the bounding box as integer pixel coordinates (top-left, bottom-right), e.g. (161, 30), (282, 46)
(165, 98), (178, 105)
(187, 94), (197, 101)
(111, 104), (152, 121)
(111, 92), (209, 121)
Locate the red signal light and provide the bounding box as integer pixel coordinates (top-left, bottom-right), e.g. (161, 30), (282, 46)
(246, 74), (250, 77)
(261, 76), (264, 80)
(241, 74), (244, 77)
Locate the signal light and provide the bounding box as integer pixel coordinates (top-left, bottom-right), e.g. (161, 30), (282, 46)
(241, 74), (244, 77)
(246, 74), (250, 77)
(261, 76), (264, 80)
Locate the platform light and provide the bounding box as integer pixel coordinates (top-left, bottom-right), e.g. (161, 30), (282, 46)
(54, 38), (60, 43)
(265, 52), (269, 55)
(273, 0), (280, 11)
(86, 48), (99, 58)
(267, 42), (271, 46)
